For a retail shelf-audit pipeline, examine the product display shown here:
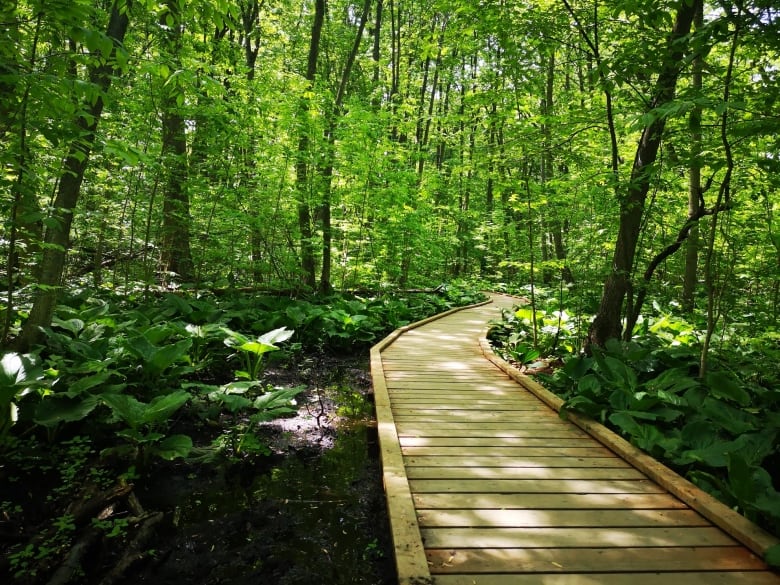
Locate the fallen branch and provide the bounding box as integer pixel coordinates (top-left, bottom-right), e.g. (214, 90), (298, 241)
(99, 511), (164, 585)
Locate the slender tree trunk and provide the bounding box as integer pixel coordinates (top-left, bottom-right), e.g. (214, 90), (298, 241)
(239, 0), (264, 284)
(319, 0), (372, 294)
(540, 49), (555, 284)
(587, 0), (700, 349)
(4, 13), (42, 344)
(701, 10), (740, 378)
(683, 3), (704, 313)
(295, 0), (325, 289)
(158, 0), (194, 282)
(14, 2), (131, 351)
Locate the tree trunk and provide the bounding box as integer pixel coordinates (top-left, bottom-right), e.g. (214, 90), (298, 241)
(158, 0), (194, 283)
(14, 2), (130, 351)
(683, 3), (704, 313)
(319, 0), (372, 294)
(701, 9), (740, 378)
(295, 0), (325, 289)
(587, 0), (700, 349)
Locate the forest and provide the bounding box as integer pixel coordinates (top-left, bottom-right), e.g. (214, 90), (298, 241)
(1, 0), (780, 583)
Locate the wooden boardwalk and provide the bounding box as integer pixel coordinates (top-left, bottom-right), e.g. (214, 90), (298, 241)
(370, 294), (780, 585)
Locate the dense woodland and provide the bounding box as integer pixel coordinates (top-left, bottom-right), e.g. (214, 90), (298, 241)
(2, 0), (780, 581)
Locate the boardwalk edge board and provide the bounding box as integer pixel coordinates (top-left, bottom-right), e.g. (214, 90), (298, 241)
(478, 324), (780, 559)
(371, 296), (492, 585)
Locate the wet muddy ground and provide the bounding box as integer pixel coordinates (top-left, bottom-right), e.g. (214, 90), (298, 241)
(132, 357), (396, 585)
(1, 356), (397, 585)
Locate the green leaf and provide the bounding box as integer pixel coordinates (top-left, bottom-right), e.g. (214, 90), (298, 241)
(154, 434), (192, 460)
(257, 326), (295, 346)
(216, 394), (253, 413)
(102, 393), (146, 428)
(563, 356), (592, 380)
(765, 544), (780, 569)
(577, 374), (601, 394)
(34, 395), (100, 427)
(699, 397), (756, 435)
(253, 386), (304, 411)
(645, 367), (699, 394)
(239, 340), (278, 356)
(609, 411), (641, 435)
(601, 356), (638, 391)
(705, 370), (750, 406)
(727, 452), (755, 506)
(66, 371), (113, 397)
(146, 338), (192, 376)
(1, 352), (44, 391)
(142, 390), (191, 424)
(51, 317), (86, 336)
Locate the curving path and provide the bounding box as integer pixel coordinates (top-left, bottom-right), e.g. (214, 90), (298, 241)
(370, 293), (780, 585)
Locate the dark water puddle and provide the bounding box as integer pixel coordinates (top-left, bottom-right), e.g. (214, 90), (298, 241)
(135, 412), (394, 585)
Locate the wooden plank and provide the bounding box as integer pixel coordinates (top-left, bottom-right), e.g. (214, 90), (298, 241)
(387, 382), (521, 390)
(413, 492), (690, 510)
(371, 354), (431, 584)
(401, 448), (616, 456)
(433, 573), (780, 585)
(392, 408), (556, 417)
(400, 437), (591, 448)
(388, 393), (529, 400)
(381, 363), (501, 372)
(420, 526), (737, 548)
(426, 546), (769, 573)
(390, 400), (537, 408)
(384, 370), (504, 378)
(409, 478), (666, 494)
(388, 394), (528, 401)
(392, 414), (557, 422)
(417, 508), (709, 528)
(397, 421), (575, 431)
(404, 452), (628, 468)
(397, 428), (588, 439)
(407, 467), (645, 480)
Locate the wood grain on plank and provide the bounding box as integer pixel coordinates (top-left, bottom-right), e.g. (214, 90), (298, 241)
(426, 546), (767, 573)
(413, 492), (691, 510)
(433, 573), (780, 585)
(420, 526), (737, 548)
(409, 478), (666, 494)
(416, 508), (709, 528)
(404, 452), (625, 464)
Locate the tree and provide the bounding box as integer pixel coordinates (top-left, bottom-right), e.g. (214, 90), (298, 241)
(158, 0), (194, 283)
(14, 1), (131, 350)
(587, 0), (702, 349)
(295, 0), (326, 289)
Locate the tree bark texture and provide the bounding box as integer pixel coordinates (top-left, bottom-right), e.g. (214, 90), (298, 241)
(587, 0), (701, 349)
(159, 0), (194, 282)
(14, 2), (130, 351)
(295, 0), (325, 289)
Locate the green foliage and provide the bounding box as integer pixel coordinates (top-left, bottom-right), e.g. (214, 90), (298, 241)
(0, 352), (47, 437)
(488, 286), (581, 361)
(3, 286), (474, 471)
(100, 390), (193, 463)
(537, 320), (780, 537)
(223, 326), (294, 381)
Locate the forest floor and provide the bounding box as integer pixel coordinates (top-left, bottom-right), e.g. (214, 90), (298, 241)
(1, 355), (397, 585)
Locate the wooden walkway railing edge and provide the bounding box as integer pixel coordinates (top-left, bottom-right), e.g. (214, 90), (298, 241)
(371, 298), (493, 585)
(478, 325), (780, 560)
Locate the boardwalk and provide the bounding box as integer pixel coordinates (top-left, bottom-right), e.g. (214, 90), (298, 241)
(370, 294), (780, 585)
